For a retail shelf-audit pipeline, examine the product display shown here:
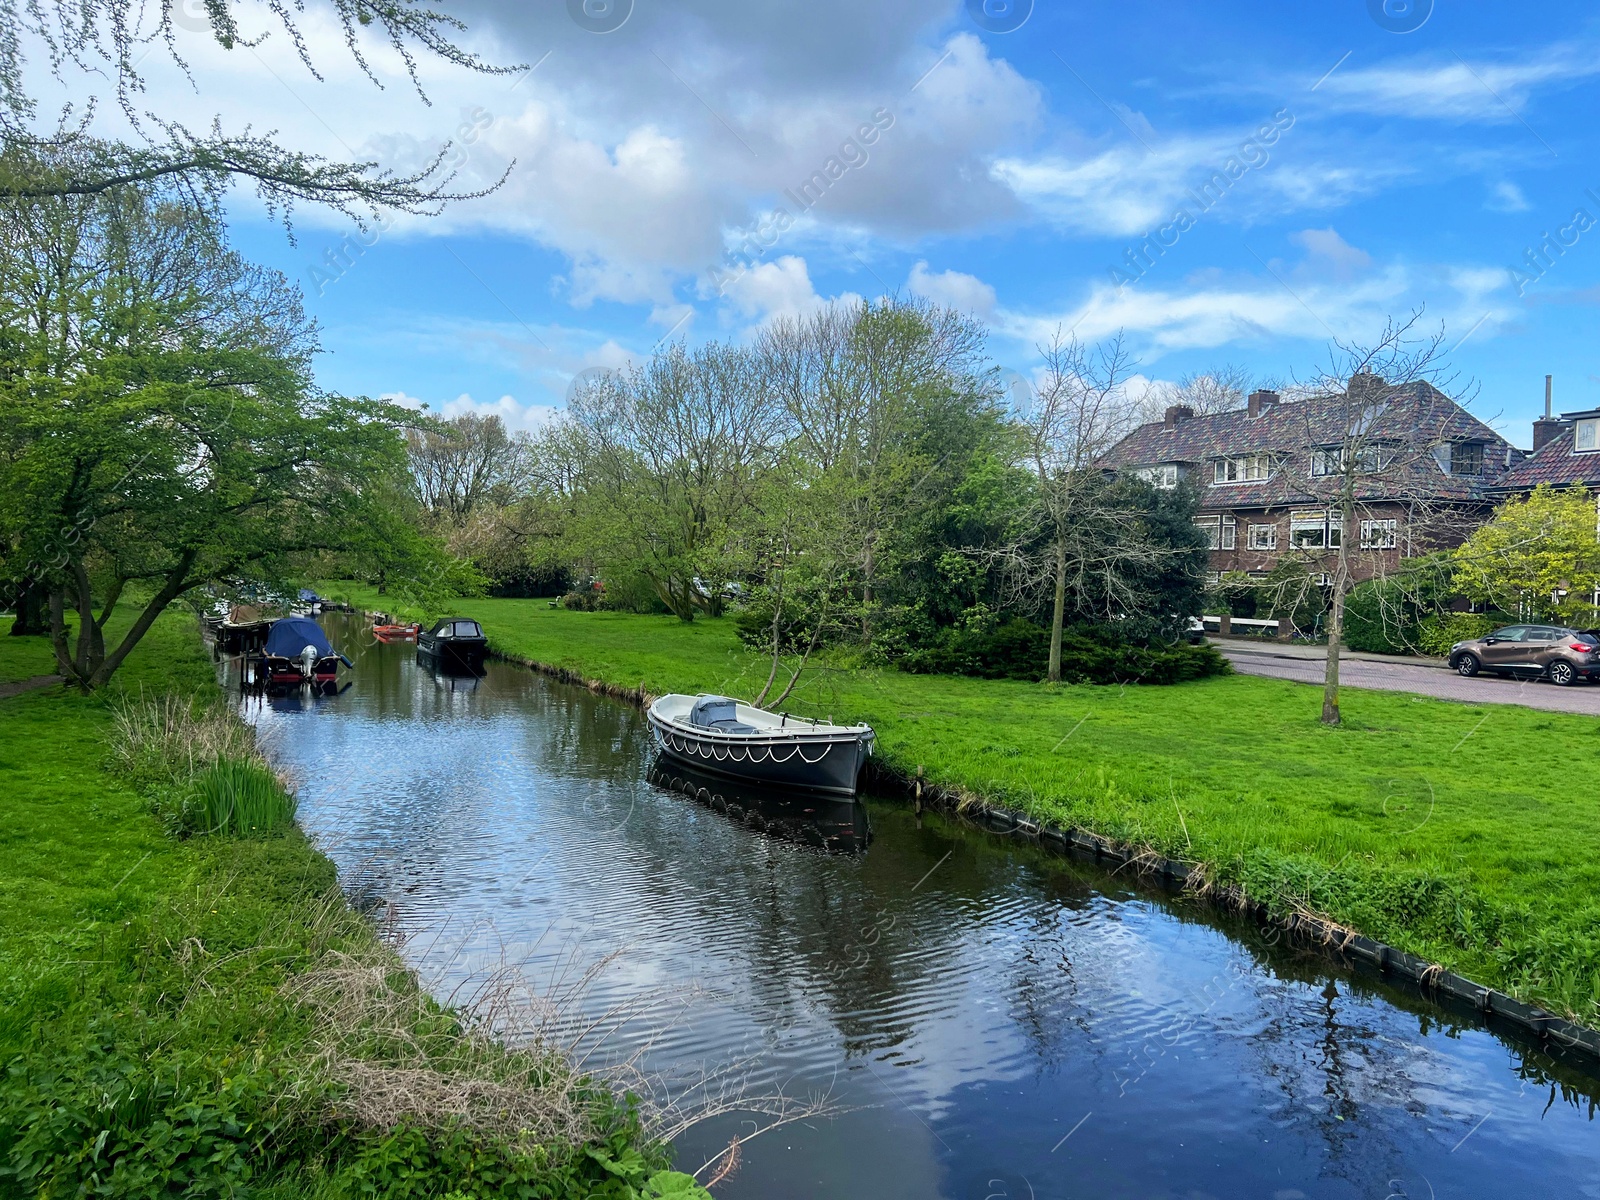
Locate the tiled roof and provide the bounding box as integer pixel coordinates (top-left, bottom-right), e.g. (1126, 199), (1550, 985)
(1097, 381), (1516, 511)
(1493, 426), (1600, 490)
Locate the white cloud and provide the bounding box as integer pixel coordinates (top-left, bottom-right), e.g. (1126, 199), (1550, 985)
(1289, 228), (1372, 279)
(907, 260), (997, 320)
(382, 390), (558, 433)
(1487, 180), (1532, 212)
(1003, 252), (1517, 358)
(1311, 46), (1599, 122)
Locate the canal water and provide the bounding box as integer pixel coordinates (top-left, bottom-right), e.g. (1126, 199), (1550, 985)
(230, 616), (1600, 1200)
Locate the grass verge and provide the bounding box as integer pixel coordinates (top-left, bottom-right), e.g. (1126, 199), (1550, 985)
(320, 583), (1600, 1026)
(0, 608), (707, 1199)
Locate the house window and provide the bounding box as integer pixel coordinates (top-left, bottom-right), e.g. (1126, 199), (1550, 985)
(1247, 523), (1278, 551)
(1289, 510), (1341, 550)
(1195, 515), (1236, 550)
(1360, 518), (1399, 549)
(1311, 446), (1390, 476)
(1576, 418), (1599, 453)
(1134, 464), (1179, 489)
(1213, 454), (1272, 483)
(1449, 443), (1484, 475)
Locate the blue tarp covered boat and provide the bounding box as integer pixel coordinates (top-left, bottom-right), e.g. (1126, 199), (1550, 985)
(259, 617), (351, 685)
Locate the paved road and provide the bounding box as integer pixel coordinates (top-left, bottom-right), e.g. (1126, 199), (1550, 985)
(1218, 642), (1600, 716)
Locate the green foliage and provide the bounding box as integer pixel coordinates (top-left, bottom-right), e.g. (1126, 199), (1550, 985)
(0, 176), (416, 690)
(1453, 484), (1600, 624)
(560, 590), (599, 612)
(1414, 612), (1507, 657)
(900, 616), (1230, 684)
(190, 758), (297, 836)
(1341, 555), (1456, 655)
(597, 570), (671, 615)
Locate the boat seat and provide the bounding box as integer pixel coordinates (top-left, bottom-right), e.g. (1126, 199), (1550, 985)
(688, 695), (756, 734)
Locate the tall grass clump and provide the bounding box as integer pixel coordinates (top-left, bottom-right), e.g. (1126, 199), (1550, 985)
(193, 757), (298, 835)
(111, 693), (295, 837)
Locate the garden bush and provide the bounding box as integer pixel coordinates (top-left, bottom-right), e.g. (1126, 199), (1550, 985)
(1415, 612), (1506, 658)
(899, 619), (1230, 685)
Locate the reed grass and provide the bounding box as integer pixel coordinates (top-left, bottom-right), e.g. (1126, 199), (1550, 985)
(192, 757), (298, 836)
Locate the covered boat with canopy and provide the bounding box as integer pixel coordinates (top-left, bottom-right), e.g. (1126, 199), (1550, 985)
(257, 616), (352, 685)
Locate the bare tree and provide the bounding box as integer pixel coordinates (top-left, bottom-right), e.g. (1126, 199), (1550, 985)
(0, 2), (517, 219)
(1138, 363), (1252, 423)
(1014, 330), (1179, 681)
(1273, 313), (1482, 725)
(407, 414), (533, 525)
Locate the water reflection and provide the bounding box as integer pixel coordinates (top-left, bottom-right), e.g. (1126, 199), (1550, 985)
(646, 759), (872, 855)
(226, 615), (1600, 1200)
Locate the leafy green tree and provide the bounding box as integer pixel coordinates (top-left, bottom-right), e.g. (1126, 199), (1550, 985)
(1453, 484), (1600, 623)
(0, 175), (411, 689)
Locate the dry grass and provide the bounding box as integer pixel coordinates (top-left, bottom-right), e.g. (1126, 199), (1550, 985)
(110, 692), (266, 782)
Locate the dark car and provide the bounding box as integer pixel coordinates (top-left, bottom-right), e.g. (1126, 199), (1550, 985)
(1449, 625), (1600, 686)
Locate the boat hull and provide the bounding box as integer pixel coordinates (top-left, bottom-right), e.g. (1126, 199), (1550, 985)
(647, 712), (871, 798)
(417, 635), (488, 669)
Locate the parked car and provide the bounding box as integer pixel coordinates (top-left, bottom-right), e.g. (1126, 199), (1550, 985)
(1449, 625), (1600, 686)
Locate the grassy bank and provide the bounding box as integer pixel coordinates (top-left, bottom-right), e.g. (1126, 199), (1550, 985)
(326, 584), (1600, 1025)
(0, 610), (705, 1198)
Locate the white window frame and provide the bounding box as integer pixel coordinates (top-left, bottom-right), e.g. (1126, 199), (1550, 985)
(1135, 464), (1179, 489)
(1289, 509), (1341, 550)
(1576, 418), (1599, 453)
(1311, 446), (1391, 476)
(1247, 523), (1278, 551)
(1360, 518), (1399, 549)
(1212, 454), (1272, 484)
(1196, 515), (1236, 550)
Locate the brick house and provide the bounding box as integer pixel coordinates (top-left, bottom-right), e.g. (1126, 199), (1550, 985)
(1491, 397), (1600, 497)
(1095, 381), (1521, 584)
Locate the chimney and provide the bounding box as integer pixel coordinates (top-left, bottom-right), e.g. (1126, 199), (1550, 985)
(1532, 373), (1563, 453)
(1246, 388), (1279, 418)
(1163, 404), (1195, 431)
(1347, 371), (1385, 400)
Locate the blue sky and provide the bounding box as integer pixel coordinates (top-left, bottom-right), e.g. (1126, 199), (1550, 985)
(88, 0), (1600, 440)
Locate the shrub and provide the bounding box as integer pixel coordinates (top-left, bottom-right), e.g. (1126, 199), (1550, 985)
(559, 590), (598, 612)
(899, 619), (1230, 685)
(595, 571), (669, 615)
(1415, 612), (1506, 658)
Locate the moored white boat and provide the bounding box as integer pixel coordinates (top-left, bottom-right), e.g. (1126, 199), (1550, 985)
(646, 694), (874, 797)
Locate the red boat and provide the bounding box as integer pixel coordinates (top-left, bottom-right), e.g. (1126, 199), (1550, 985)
(372, 622), (420, 640)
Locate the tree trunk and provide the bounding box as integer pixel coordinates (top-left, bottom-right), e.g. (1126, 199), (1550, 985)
(1048, 537), (1067, 684)
(1321, 514), (1351, 727)
(8, 579), (46, 636)
(1321, 585), (1343, 725)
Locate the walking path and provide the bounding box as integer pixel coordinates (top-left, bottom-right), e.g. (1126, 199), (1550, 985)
(1214, 637), (1600, 716)
(0, 674), (62, 700)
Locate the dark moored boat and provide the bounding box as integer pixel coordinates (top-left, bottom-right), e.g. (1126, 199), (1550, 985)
(646, 694), (874, 798)
(256, 616), (352, 686)
(417, 617), (488, 669)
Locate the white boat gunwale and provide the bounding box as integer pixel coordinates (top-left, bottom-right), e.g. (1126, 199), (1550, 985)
(647, 694), (871, 746)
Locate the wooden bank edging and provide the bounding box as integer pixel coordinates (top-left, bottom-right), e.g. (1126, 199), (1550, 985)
(490, 647), (1600, 1068)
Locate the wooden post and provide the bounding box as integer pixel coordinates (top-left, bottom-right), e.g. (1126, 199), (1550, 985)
(1218, 614), (1232, 636)
(1277, 616), (1292, 641)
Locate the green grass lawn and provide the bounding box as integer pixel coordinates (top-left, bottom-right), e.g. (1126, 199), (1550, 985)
(0, 610), (690, 1197)
(323, 583), (1600, 1023)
